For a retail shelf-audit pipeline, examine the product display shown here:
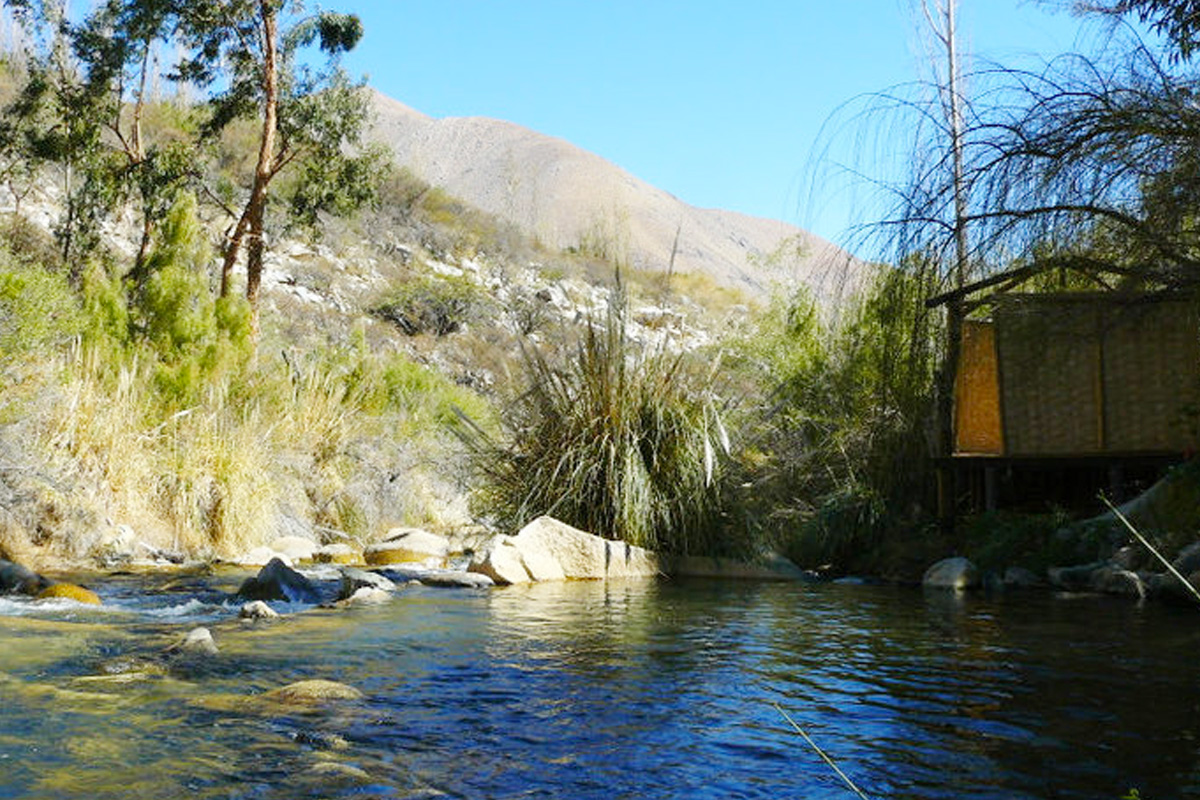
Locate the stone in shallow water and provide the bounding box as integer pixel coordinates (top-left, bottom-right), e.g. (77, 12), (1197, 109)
(303, 761), (370, 782)
(240, 600), (280, 620)
(0, 560), (49, 595)
(237, 557), (319, 603)
(337, 567), (395, 601)
(335, 586), (392, 607)
(261, 679), (363, 705)
(167, 627), (219, 656)
(922, 557), (980, 590)
(364, 529), (451, 566)
(313, 543), (359, 565)
(37, 583), (102, 605)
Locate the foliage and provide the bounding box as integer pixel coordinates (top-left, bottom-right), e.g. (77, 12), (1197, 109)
(372, 274), (494, 337)
(174, 0), (377, 329)
(463, 293), (736, 555)
(0, 251), (81, 360)
(733, 265), (941, 571)
(959, 509), (1078, 573)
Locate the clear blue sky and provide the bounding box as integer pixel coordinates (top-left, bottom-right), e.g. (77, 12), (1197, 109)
(327, 2), (1102, 244)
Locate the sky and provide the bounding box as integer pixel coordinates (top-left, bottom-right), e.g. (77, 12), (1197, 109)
(324, 1), (1105, 245)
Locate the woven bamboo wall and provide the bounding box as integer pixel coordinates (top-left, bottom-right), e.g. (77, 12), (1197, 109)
(983, 294), (1200, 457)
(1103, 299), (1200, 452)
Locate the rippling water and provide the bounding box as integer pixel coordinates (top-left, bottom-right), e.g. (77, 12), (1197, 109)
(0, 571), (1197, 799)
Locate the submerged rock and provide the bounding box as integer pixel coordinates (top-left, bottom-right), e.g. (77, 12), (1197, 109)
(922, 557), (980, 590)
(303, 761), (369, 781)
(0, 560), (49, 595)
(261, 679), (363, 705)
(237, 557), (319, 603)
(37, 583), (102, 605)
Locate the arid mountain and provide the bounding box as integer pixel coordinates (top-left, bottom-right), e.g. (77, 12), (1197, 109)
(367, 91), (855, 301)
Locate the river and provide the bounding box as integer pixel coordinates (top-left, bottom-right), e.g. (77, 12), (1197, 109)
(0, 570), (1196, 799)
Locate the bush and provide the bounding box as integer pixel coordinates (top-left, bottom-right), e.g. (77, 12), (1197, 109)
(0, 257), (81, 360)
(463, 294), (741, 555)
(730, 265), (941, 570)
(372, 274), (493, 336)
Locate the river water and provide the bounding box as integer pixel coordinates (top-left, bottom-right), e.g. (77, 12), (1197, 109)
(0, 570), (1196, 799)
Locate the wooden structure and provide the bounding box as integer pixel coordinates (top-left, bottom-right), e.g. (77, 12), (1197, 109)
(934, 288), (1200, 513)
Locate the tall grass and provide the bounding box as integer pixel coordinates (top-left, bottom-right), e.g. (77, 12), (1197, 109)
(0, 194), (495, 560)
(462, 289), (740, 555)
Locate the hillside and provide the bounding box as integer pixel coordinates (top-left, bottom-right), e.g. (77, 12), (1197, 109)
(366, 91), (856, 302)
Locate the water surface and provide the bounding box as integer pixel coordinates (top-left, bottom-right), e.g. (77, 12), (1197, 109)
(0, 572), (1196, 799)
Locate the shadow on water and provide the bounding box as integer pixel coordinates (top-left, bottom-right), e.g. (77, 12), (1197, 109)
(1, 573), (1200, 798)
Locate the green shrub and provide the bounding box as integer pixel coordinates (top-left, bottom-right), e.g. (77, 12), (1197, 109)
(780, 485), (887, 571)
(372, 274), (493, 336)
(0, 258), (81, 359)
(463, 295), (740, 555)
(961, 509), (1077, 573)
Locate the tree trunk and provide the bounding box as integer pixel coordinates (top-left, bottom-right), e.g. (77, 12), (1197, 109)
(242, 0), (279, 337)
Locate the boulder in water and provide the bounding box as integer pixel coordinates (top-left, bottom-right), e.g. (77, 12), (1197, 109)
(922, 557), (980, 590)
(364, 529), (450, 566)
(239, 600), (280, 620)
(0, 560), (49, 596)
(469, 536), (532, 585)
(467, 516), (661, 585)
(261, 679), (362, 705)
(237, 557), (319, 603)
(167, 627), (219, 656)
(337, 567), (395, 601)
(313, 544), (359, 565)
(1090, 566), (1146, 598)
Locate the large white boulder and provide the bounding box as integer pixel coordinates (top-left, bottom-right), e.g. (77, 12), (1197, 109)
(469, 536), (532, 585)
(467, 516), (659, 585)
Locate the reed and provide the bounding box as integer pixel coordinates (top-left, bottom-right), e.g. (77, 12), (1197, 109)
(462, 290), (738, 554)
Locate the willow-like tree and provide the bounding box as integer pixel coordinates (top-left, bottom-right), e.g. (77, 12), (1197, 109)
(175, 0), (380, 334)
(849, 1), (1200, 290)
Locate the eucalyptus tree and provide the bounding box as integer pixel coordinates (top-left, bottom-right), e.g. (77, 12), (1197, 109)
(69, 0), (194, 283)
(2, 0), (110, 270)
(2, 0), (194, 278)
(174, 0), (381, 334)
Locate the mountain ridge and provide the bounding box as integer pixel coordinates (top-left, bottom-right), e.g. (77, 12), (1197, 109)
(365, 90), (854, 301)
